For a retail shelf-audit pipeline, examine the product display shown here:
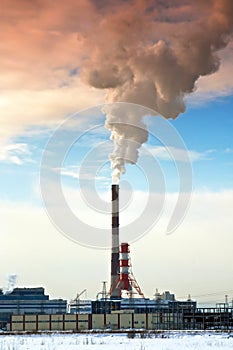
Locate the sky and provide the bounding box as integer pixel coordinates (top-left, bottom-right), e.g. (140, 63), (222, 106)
(0, 0), (233, 307)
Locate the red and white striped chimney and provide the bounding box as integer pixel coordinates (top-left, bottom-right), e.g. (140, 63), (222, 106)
(119, 243), (132, 292)
(110, 184), (120, 298)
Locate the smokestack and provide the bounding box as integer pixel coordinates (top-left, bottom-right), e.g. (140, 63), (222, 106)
(119, 243), (132, 294)
(110, 242), (145, 298)
(110, 184), (120, 298)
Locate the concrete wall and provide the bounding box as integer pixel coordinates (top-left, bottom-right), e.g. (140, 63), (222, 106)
(9, 313), (154, 331)
(8, 312), (195, 331)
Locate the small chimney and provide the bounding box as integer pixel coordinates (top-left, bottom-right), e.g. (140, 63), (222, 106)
(112, 243), (145, 298)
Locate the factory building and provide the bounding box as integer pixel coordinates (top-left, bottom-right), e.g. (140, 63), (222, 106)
(91, 292), (196, 315)
(9, 306), (233, 331)
(0, 287), (67, 329)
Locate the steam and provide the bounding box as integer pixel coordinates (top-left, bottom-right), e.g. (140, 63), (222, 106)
(104, 104), (148, 183)
(2, 274), (17, 295)
(79, 0), (233, 182)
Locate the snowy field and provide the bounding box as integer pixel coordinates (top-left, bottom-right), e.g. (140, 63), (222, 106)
(1, 332), (233, 350)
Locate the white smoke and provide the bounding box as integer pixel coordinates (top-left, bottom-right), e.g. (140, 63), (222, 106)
(80, 0), (233, 181)
(103, 104), (148, 183)
(2, 274), (17, 295)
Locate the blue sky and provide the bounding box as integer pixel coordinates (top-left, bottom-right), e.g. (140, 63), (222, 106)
(1, 94), (232, 204)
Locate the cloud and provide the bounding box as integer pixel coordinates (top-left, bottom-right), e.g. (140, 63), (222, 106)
(188, 42), (233, 104)
(0, 0), (104, 141)
(61, 166), (109, 182)
(0, 143), (31, 165)
(61, 166), (80, 180)
(224, 147), (233, 154)
(0, 188), (233, 302)
(0, 79), (105, 142)
(0, 200), (109, 300)
(129, 189), (233, 301)
(143, 145), (215, 163)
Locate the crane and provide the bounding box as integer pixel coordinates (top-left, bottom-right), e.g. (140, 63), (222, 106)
(73, 289), (87, 302)
(69, 289), (87, 314)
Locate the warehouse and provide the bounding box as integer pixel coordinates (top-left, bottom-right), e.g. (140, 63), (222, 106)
(0, 287), (67, 330)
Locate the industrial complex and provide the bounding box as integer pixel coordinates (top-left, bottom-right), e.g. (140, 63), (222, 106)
(1, 185), (233, 331)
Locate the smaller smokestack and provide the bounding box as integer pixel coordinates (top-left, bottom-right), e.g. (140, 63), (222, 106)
(111, 243), (145, 298)
(119, 243), (132, 293)
(110, 184), (120, 298)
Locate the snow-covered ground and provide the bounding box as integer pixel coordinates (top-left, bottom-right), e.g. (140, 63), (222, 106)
(0, 332), (233, 350)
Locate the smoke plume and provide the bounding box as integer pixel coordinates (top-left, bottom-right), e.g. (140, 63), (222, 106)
(79, 0), (233, 182)
(2, 274), (17, 295)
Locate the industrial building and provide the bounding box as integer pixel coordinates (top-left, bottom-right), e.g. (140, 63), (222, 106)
(8, 305), (233, 331)
(0, 287), (67, 330)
